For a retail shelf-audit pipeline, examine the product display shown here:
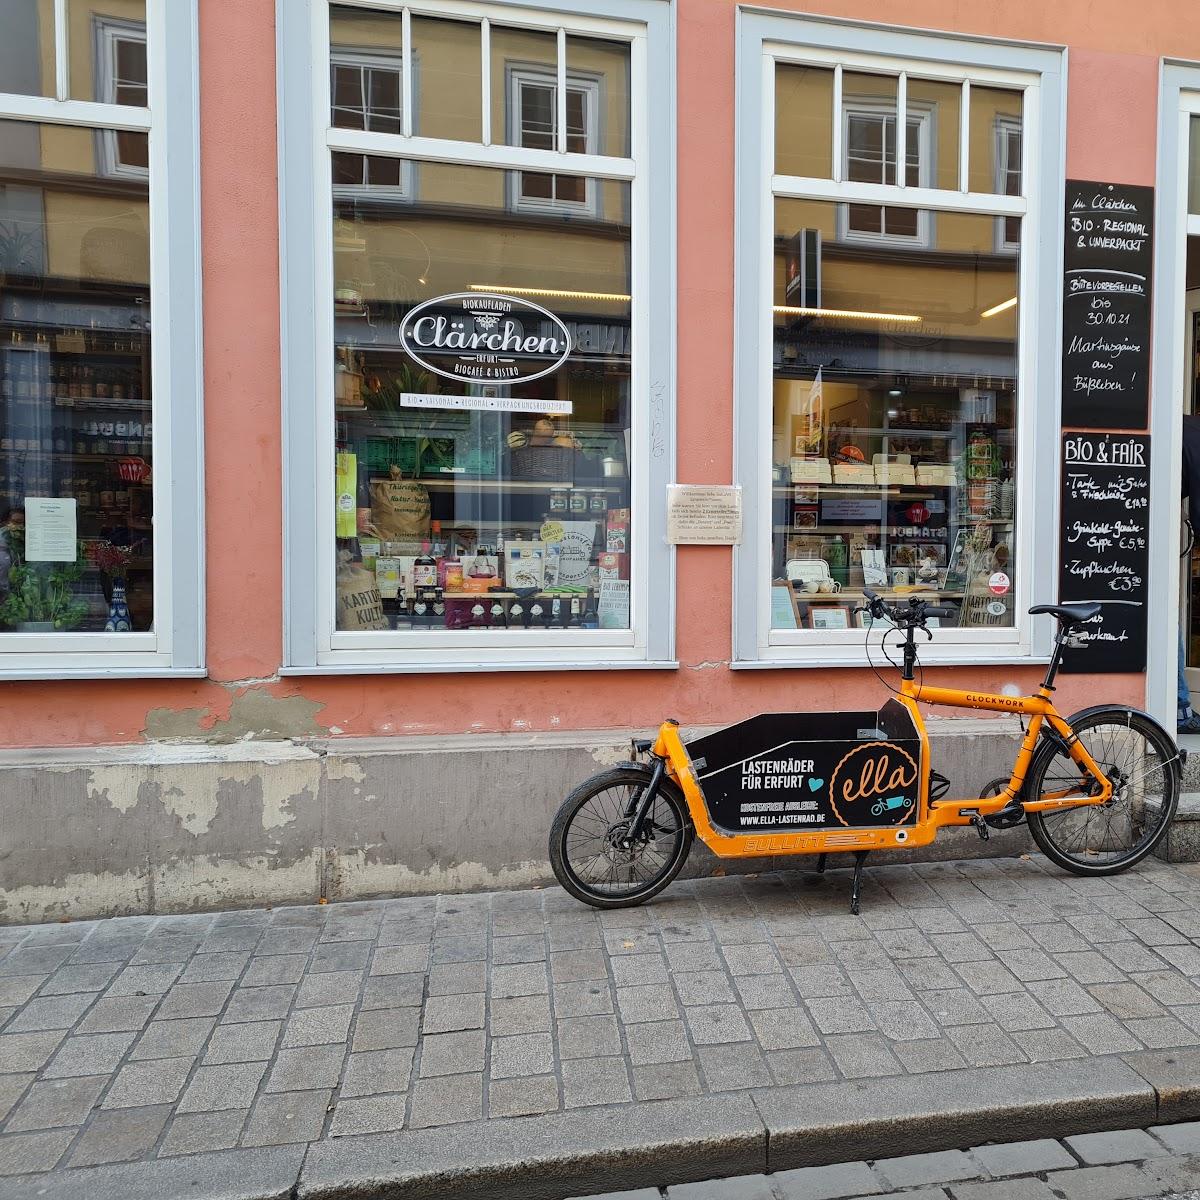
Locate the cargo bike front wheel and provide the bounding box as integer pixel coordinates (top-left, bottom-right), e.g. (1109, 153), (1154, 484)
(549, 766), (694, 908)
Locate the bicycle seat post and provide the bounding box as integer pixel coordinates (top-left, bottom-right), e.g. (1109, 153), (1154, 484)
(1040, 619), (1072, 692)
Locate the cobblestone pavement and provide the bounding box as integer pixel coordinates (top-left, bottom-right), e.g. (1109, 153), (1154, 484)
(2, 855), (1200, 1186)
(570, 1121), (1200, 1198)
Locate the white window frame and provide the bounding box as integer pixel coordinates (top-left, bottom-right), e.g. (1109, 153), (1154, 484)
(94, 16), (149, 180)
(837, 93), (933, 246)
(329, 47), (414, 199)
(0, 0), (204, 679)
(732, 12), (1066, 669)
(277, 0), (676, 674)
(1148, 67), (1200, 728)
(994, 113), (1022, 252)
(506, 66), (600, 216)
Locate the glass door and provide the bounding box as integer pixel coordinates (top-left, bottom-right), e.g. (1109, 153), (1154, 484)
(1183, 283), (1200, 706)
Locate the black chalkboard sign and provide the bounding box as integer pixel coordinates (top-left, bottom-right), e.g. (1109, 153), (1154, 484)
(684, 700), (921, 832)
(1058, 432), (1149, 673)
(1061, 181), (1153, 430)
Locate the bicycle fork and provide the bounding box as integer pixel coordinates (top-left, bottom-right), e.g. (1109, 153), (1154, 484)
(622, 752), (667, 844)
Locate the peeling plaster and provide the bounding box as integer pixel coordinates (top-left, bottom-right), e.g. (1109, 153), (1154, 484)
(143, 689), (326, 744)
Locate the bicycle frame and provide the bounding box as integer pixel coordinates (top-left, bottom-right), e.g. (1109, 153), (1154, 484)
(646, 676), (1114, 863)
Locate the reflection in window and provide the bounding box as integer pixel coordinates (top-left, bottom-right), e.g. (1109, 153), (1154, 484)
(510, 71), (597, 213)
(95, 18), (149, 177)
(772, 200), (1018, 632)
(0, 120), (153, 634)
(331, 53), (408, 194)
(995, 118), (1022, 249)
(842, 100), (928, 244)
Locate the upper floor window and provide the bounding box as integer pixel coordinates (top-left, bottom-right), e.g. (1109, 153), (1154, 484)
(509, 69), (599, 214)
(841, 95), (930, 244)
(95, 18), (149, 177)
(995, 116), (1022, 249)
(330, 51), (409, 195)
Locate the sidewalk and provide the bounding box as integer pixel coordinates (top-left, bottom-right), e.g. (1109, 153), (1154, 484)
(2, 856), (1200, 1199)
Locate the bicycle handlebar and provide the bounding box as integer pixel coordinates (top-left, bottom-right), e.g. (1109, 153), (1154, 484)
(860, 588), (954, 627)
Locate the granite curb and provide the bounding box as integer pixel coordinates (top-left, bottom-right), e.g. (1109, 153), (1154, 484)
(2, 1054), (1194, 1200)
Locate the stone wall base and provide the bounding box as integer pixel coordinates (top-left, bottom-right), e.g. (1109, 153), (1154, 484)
(0, 718), (1032, 924)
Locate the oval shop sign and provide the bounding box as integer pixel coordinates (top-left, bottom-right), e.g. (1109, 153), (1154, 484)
(398, 292), (573, 385)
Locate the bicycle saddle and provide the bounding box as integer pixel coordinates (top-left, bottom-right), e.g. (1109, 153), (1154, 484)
(1028, 602), (1101, 626)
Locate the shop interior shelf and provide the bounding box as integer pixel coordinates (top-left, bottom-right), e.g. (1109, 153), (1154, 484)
(442, 591), (593, 599)
(774, 484), (943, 497)
(418, 477), (625, 492)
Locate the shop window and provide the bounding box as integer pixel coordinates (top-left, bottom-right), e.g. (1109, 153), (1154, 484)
(280, 0), (674, 672)
(95, 18), (149, 178)
(736, 13), (1064, 664)
(509, 70), (599, 214)
(0, 1), (203, 675)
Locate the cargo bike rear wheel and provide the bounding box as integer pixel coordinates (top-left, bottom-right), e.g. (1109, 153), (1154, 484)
(549, 766), (694, 908)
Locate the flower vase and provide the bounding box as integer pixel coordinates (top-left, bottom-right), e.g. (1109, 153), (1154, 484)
(105, 580), (132, 632)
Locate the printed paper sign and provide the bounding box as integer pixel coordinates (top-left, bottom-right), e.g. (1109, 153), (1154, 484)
(666, 485), (742, 544)
(24, 497), (77, 562)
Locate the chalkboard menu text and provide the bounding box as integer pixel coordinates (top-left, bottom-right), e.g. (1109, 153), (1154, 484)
(1061, 181), (1153, 430)
(1058, 432), (1149, 673)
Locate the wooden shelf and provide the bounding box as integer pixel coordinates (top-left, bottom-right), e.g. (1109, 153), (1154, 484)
(776, 484), (942, 497)
(414, 476), (624, 493)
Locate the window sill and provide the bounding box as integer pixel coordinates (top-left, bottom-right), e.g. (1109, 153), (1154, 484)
(0, 665), (207, 681)
(732, 653), (1050, 670)
(281, 658), (680, 676)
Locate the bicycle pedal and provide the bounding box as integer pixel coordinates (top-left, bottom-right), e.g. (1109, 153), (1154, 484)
(970, 814), (990, 841)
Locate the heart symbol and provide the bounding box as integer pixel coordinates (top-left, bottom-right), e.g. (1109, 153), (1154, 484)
(808, 777), (825, 792)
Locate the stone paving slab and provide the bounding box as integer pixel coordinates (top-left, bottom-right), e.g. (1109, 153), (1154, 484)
(1, 857), (1200, 1197)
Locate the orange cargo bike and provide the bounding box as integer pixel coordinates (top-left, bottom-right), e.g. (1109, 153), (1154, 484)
(549, 592), (1183, 914)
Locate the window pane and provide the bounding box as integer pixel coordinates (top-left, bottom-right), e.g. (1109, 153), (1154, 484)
(331, 159), (632, 635)
(330, 4), (404, 131)
(68, 0), (147, 104)
(365, 68), (402, 134)
(1190, 116), (1200, 216)
(520, 82), (556, 151)
(907, 77), (960, 191)
(568, 34), (630, 158)
(412, 14), (482, 143)
(968, 85), (1023, 195)
(775, 64), (833, 179)
(493, 25), (558, 150)
(0, 120), (154, 633)
(771, 198), (1018, 632)
(0, 0), (55, 98)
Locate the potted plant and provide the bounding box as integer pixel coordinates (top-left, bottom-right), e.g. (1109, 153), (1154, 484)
(0, 532), (88, 632)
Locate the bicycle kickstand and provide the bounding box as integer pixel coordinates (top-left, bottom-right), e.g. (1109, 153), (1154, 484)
(849, 850), (870, 916)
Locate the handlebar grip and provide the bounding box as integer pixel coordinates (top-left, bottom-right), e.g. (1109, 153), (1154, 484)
(924, 605), (956, 618)
(862, 588), (879, 602)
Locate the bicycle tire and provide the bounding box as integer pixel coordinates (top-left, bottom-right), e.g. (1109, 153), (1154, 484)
(549, 766), (693, 909)
(1026, 707), (1180, 876)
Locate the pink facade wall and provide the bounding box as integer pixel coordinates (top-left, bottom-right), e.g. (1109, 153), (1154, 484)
(2, 0), (1188, 748)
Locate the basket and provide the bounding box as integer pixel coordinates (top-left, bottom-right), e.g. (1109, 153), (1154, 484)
(509, 445), (574, 483)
